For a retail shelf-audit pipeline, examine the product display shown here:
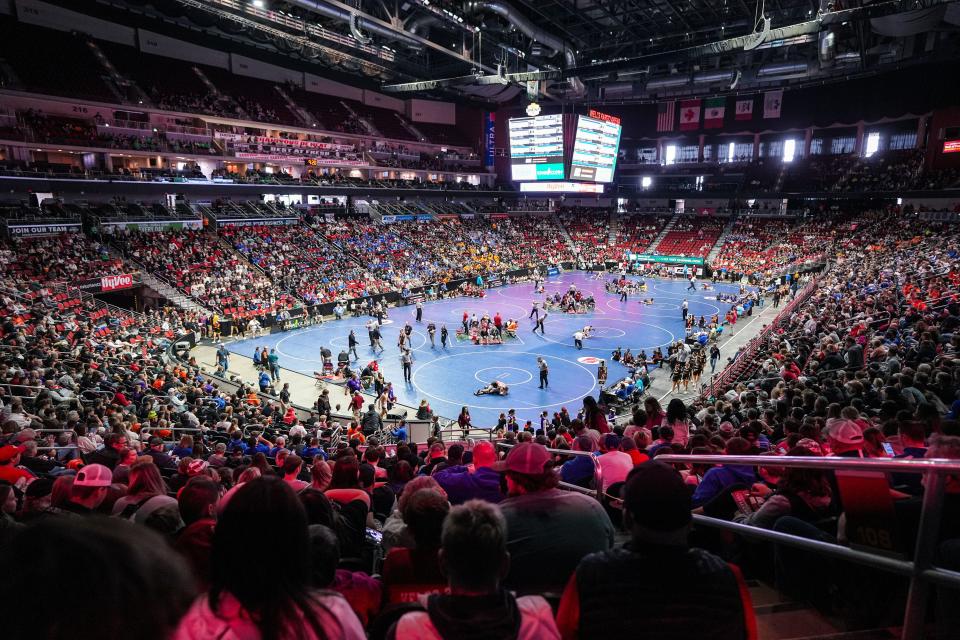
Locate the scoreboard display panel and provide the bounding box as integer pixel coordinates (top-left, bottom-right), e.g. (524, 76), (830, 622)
(508, 114), (565, 181)
(568, 111), (622, 183)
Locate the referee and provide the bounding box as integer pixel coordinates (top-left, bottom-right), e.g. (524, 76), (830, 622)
(537, 357), (549, 389)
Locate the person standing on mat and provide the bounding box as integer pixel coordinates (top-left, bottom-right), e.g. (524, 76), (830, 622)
(427, 322), (437, 348)
(416, 300), (423, 323)
(682, 299), (689, 322)
(534, 310), (548, 335)
(687, 275), (697, 291)
(537, 357), (549, 389)
(348, 329), (359, 361)
(401, 348), (413, 384)
(529, 301), (539, 320)
(620, 286), (628, 302)
(574, 330), (584, 350)
(440, 324), (449, 348)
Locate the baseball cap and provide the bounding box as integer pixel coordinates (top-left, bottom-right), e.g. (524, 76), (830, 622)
(187, 459), (209, 476)
(492, 442), (552, 475)
(74, 463), (113, 487)
(829, 420), (865, 453)
(602, 433), (621, 451)
(623, 461), (692, 533)
(0, 444), (24, 463)
(25, 478), (54, 498)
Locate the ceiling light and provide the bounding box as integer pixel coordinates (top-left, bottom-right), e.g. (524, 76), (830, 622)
(252, 0), (265, 8)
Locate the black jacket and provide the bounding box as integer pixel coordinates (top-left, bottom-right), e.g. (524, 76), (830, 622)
(573, 544), (747, 640)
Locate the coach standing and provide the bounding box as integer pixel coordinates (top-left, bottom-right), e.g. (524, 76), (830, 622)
(537, 357), (549, 389)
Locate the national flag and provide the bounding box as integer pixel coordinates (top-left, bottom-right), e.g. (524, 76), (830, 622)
(656, 101), (675, 132)
(763, 90), (783, 119)
(735, 99), (753, 121)
(704, 97), (725, 129)
(679, 98), (701, 131)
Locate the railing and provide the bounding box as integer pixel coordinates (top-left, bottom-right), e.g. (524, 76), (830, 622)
(496, 442), (604, 502)
(658, 453), (960, 640)
(701, 276), (819, 399)
(437, 425), (496, 443)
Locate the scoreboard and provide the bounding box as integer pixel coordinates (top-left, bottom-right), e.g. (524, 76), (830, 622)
(508, 114), (565, 181)
(568, 111), (622, 183)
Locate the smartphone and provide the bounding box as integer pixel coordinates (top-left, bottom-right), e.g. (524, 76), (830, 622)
(882, 442), (895, 457)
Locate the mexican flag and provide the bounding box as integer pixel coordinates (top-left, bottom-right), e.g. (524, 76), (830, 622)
(704, 97), (725, 129)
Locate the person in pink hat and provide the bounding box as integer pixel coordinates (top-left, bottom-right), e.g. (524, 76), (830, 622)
(494, 442), (614, 594)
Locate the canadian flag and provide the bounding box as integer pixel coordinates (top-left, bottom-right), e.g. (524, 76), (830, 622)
(679, 99), (701, 131)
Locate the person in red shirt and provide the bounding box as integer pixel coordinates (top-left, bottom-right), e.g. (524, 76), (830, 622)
(0, 445), (34, 486)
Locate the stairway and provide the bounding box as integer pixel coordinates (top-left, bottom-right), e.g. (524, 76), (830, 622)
(340, 101), (379, 136)
(87, 39), (149, 105)
(606, 211), (619, 247)
(555, 213), (579, 254)
(139, 267), (212, 314)
(193, 67), (249, 120)
(706, 214), (740, 263)
(645, 212), (680, 253)
(275, 85), (316, 127)
(397, 114), (427, 142)
(102, 242), (211, 314)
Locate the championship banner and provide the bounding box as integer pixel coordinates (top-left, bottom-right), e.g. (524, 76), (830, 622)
(252, 137), (354, 152)
(7, 222), (82, 237)
(216, 217), (300, 228)
(234, 152), (366, 165)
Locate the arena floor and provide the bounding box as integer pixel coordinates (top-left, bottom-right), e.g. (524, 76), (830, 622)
(225, 272), (750, 426)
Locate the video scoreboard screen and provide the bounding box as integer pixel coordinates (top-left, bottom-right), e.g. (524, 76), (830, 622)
(508, 114), (565, 181)
(568, 110), (622, 183)
(945, 127), (960, 154)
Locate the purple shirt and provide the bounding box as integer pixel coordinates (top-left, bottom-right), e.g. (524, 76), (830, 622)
(432, 465), (503, 505)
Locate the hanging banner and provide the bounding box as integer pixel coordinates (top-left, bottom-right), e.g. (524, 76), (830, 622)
(101, 219), (203, 233)
(763, 90), (783, 119)
(76, 273), (140, 293)
(216, 217), (300, 228)
(7, 222), (82, 237)
(484, 112), (496, 167)
(735, 99), (754, 121)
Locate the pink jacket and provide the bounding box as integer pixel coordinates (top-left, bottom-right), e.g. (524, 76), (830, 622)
(174, 591), (365, 640)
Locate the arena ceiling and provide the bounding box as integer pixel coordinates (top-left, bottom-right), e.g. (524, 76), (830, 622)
(99, 0), (960, 104)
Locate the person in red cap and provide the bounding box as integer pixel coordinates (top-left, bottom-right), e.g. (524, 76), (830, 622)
(0, 444), (34, 486)
(420, 442), (447, 476)
(433, 441), (504, 505)
(494, 443), (614, 594)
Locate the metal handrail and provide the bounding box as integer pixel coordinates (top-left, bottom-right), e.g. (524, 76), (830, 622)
(496, 442), (604, 502)
(657, 453), (960, 473)
(658, 452), (958, 640)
